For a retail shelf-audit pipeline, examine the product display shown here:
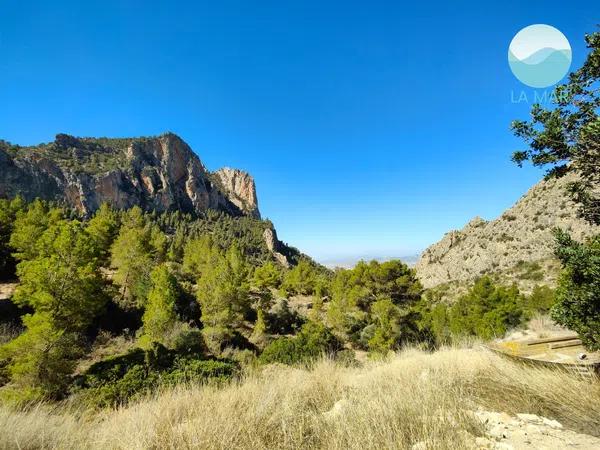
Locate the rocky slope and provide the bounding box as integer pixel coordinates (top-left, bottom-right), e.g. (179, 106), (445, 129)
(415, 172), (599, 291)
(213, 167), (260, 218)
(0, 133), (260, 218)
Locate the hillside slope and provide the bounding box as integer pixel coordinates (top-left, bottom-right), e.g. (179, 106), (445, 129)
(415, 172), (599, 291)
(2, 347), (598, 449)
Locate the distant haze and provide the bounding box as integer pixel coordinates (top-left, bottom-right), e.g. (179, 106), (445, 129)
(320, 254), (421, 269)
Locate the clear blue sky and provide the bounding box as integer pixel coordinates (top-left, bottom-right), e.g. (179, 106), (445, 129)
(0, 1), (597, 261)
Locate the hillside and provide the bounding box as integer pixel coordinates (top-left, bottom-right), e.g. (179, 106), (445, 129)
(0, 133), (259, 218)
(415, 172), (599, 294)
(2, 346), (599, 449)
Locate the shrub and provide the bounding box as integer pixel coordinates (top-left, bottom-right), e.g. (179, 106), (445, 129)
(162, 358), (237, 385)
(259, 322), (341, 365)
(419, 277), (524, 343)
(75, 344), (237, 408)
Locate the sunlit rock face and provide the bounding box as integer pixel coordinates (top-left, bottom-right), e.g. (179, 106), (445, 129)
(0, 133), (257, 218)
(415, 172), (599, 290)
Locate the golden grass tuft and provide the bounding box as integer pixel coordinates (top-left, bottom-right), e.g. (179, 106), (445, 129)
(1, 345), (599, 449)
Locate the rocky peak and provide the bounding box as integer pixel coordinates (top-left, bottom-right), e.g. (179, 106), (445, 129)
(0, 133), (259, 219)
(213, 167), (260, 218)
(415, 172), (599, 292)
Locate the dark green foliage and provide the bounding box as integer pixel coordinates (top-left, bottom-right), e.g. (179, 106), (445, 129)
(110, 207), (167, 308)
(523, 285), (555, 315)
(19, 134), (133, 175)
(327, 260), (422, 348)
(266, 299), (305, 335)
(78, 364), (159, 408)
(76, 345), (236, 408)
(418, 277), (525, 344)
(448, 277), (523, 340)
(196, 244), (251, 354)
(139, 265), (180, 347)
(86, 203), (119, 264)
(0, 197), (24, 279)
(259, 321), (342, 366)
(552, 230), (600, 350)
(367, 298), (407, 355)
(163, 357), (236, 385)
(511, 32), (600, 351)
(281, 259), (322, 295)
(0, 211), (109, 400)
(0, 197), (330, 403)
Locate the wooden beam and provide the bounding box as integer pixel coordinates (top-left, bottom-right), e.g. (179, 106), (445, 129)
(548, 339), (583, 349)
(524, 334), (579, 346)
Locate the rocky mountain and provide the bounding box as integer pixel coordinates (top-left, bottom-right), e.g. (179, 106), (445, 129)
(0, 132), (261, 219)
(213, 167), (260, 218)
(415, 172), (599, 293)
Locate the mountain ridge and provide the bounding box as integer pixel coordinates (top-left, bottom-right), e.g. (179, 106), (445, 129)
(415, 172), (599, 294)
(0, 132), (260, 219)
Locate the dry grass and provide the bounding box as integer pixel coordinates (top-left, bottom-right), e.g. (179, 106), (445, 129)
(526, 313), (566, 337)
(1, 346), (599, 450)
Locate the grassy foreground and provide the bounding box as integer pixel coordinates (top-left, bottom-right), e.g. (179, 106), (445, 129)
(1, 346), (599, 450)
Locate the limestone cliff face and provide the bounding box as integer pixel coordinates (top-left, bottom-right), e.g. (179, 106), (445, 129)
(0, 133), (253, 217)
(415, 172), (599, 291)
(213, 168), (260, 218)
(263, 227), (291, 268)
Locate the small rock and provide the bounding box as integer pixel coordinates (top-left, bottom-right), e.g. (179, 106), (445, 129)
(493, 443), (514, 450)
(411, 441), (427, 450)
(541, 417), (563, 429)
(489, 424), (508, 439)
(516, 413), (542, 423)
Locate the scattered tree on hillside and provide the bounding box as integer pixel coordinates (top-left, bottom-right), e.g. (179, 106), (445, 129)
(86, 203), (119, 264)
(110, 207), (166, 308)
(0, 197), (24, 279)
(1, 219), (107, 399)
(552, 231), (600, 350)
(196, 244), (251, 354)
(281, 259), (320, 295)
(140, 264), (180, 347)
(327, 260), (422, 349)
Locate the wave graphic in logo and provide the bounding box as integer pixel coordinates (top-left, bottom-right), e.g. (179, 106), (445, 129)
(508, 24), (571, 88)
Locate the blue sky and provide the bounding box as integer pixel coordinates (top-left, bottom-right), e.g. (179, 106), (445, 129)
(0, 1), (597, 261)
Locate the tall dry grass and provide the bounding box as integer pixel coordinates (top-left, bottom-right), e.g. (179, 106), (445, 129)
(1, 346), (598, 450)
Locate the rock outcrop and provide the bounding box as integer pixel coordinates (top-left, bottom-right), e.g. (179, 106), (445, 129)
(263, 227), (291, 268)
(0, 133), (254, 218)
(213, 167), (260, 218)
(415, 172), (599, 290)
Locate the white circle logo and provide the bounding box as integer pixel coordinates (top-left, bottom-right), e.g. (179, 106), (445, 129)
(508, 24), (572, 88)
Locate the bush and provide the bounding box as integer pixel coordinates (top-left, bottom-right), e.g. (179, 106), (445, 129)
(259, 322), (341, 365)
(418, 277), (524, 343)
(75, 344), (237, 408)
(81, 364), (158, 408)
(523, 285), (555, 315)
(266, 298), (305, 335)
(162, 358), (237, 385)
